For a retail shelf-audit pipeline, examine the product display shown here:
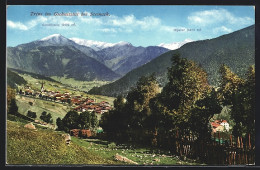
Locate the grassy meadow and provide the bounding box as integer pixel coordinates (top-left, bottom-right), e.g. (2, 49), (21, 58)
(6, 120), (200, 165)
(15, 95), (70, 125)
(6, 120), (118, 165)
(51, 76), (110, 92)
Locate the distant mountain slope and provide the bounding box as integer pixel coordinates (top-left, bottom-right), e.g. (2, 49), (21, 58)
(88, 25), (255, 97)
(8, 68), (60, 83)
(15, 34), (101, 61)
(9, 34), (169, 77)
(70, 38), (169, 75)
(7, 45), (120, 81)
(96, 44), (169, 75)
(7, 69), (27, 89)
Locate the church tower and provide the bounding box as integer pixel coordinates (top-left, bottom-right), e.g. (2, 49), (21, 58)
(41, 81), (45, 92)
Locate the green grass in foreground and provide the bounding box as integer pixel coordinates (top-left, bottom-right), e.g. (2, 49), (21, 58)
(6, 119), (201, 165)
(6, 120), (118, 165)
(72, 138), (200, 165)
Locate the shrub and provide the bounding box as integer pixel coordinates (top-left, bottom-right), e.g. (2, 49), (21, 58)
(107, 142), (117, 149)
(27, 110), (37, 119)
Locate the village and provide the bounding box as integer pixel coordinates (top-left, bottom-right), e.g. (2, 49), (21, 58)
(18, 81), (112, 115)
(18, 82), (231, 135)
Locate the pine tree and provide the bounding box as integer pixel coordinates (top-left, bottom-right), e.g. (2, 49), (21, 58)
(56, 117), (64, 131)
(8, 99), (18, 115)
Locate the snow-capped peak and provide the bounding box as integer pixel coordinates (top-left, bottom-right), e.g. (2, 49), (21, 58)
(40, 34), (64, 41)
(39, 34), (73, 45)
(70, 38), (117, 51)
(115, 41), (132, 46)
(158, 39), (193, 50)
(69, 38), (132, 51)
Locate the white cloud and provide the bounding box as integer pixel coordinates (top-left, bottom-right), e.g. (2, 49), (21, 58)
(106, 14), (161, 31)
(7, 20), (28, 30)
(7, 13), (162, 33)
(188, 9), (254, 26)
(213, 26), (232, 34)
(8, 12), (192, 35)
(98, 28), (117, 33)
(78, 16), (103, 25)
(135, 16), (161, 30)
(109, 14), (135, 26)
(7, 16), (48, 30)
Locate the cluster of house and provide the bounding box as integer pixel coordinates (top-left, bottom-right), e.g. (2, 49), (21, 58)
(20, 82), (72, 103)
(70, 129), (92, 138)
(19, 82), (112, 114)
(211, 119), (230, 133)
(73, 99), (112, 114)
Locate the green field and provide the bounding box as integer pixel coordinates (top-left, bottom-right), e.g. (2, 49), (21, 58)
(16, 72), (115, 104)
(13, 71), (115, 124)
(6, 120), (118, 165)
(6, 120), (200, 165)
(51, 76), (110, 92)
(15, 95), (71, 125)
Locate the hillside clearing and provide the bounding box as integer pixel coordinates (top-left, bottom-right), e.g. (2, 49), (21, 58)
(15, 95), (70, 125)
(6, 120), (119, 165)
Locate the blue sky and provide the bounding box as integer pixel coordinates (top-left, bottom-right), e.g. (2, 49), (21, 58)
(7, 5), (255, 47)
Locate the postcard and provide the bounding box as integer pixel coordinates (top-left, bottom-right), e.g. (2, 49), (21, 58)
(6, 5), (255, 166)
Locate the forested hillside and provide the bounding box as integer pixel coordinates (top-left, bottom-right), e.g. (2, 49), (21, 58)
(89, 25), (255, 97)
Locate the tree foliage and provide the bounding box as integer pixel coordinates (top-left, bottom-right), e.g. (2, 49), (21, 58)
(61, 111), (80, 132)
(57, 111), (99, 133)
(40, 111), (53, 124)
(126, 74), (160, 130)
(189, 88), (222, 141)
(100, 74), (160, 142)
(218, 64), (244, 105)
(8, 99), (19, 115)
(99, 54), (255, 151)
(27, 110), (37, 119)
(56, 117), (64, 131)
(153, 53), (213, 136)
(161, 53), (210, 112)
(7, 86), (16, 113)
(78, 111), (98, 131)
(228, 65), (255, 139)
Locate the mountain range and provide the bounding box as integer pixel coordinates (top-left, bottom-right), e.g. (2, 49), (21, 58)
(7, 45), (120, 81)
(69, 38), (190, 75)
(7, 34), (174, 80)
(69, 37), (130, 51)
(88, 25), (255, 97)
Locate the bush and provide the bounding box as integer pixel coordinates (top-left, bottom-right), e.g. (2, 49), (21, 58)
(40, 111), (53, 124)
(27, 110), (37, 119)
(107, 142), (117, 149)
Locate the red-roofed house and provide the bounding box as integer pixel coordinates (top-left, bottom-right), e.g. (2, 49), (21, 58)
(211, 119), (229, 133)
